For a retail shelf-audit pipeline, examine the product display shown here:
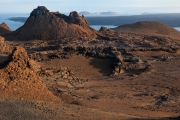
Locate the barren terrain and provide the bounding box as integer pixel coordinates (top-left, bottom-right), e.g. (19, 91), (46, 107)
(0, 6), (180, 120)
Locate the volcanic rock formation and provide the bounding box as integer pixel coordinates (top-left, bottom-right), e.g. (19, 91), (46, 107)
(0, 46), (60, 102)
(0, 36), (11, 53)
(11, 6), (97, 40)
(112, 21), (180, 39)
(0, 22), (12, 35)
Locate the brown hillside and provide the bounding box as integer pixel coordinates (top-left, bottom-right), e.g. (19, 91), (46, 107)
(11, 6), (97, 40)
(112, 21), (180, 40)
(0, 22), (12, 35)
(0, 46), (61, 102)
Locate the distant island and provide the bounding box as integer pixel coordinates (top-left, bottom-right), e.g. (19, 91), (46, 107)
(79, 11), (94, 16)
(79, 11), (119, 16)
(7, 13), (180, 28)
(8, 17), (27, 23)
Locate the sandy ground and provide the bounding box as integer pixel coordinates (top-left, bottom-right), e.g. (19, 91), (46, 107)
(1, 24), (180, 119)
(0, 47), (180, 119)
(40, 52), (180, 119)
(0, 100), (132, 120)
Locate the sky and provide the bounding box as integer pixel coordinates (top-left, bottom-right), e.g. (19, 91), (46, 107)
(0, 0), (180, 14)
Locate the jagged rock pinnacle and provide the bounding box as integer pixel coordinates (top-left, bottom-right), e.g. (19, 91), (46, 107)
(30, 6), (50, 17)
(11, 6), (97, 40)
(69, 11), (79, 17)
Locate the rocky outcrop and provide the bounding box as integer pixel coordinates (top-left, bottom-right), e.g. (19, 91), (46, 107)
(11, 6), (97, 40)
(0, 22), (12, 35)
(0, 36), (11, 53)
(0, 36), (5, 44)
(111, 50), (124, 75)
(0, 46), (60, 102)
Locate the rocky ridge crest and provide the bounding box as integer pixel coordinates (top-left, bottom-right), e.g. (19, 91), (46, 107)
(12, 6), (97, 40)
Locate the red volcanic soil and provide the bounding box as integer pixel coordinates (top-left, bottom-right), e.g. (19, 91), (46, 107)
(0, 46), (61, 102)
(0, 22), (12, 35)
(0, 7), (180, 120)
(113, 21), (180, 40)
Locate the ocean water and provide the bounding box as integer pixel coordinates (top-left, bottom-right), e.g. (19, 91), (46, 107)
(0, 13), (29, 31)
(0, 13), (180, 31)
(0, 13), (117, 30)
(174, 27), (180, 31)
(90, 25), (117, 30)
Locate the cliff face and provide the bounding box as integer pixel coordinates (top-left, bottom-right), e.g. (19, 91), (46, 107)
(12, 6), (97, 40)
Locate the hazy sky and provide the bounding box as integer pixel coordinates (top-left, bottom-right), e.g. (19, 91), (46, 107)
(0, 0), (180, 14)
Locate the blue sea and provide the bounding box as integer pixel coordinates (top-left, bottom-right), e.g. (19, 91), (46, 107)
(0, 13), (29, 30)
(174, 27), (180, 31)
(0, 13), (180, 31)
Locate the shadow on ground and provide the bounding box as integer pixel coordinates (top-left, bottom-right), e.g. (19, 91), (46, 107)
(89, 58), (114, 76)
(129, 116), (180, 120)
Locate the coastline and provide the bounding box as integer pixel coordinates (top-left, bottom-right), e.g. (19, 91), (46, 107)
(1, 13), (180, 31)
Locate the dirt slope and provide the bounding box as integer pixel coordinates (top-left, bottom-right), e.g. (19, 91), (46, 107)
(0, 22), (12, 35)
(0, 46), (61, 102)
(112, 21), (180, 40)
